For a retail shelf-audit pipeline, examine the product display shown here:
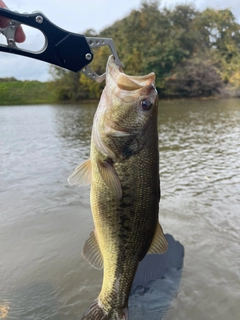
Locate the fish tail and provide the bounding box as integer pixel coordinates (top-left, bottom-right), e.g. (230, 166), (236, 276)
(81, 299), (128, 320)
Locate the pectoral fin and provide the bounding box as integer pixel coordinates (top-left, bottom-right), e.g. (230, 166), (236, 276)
(82, 230), (103, 270)
(97, 160), (122, 198)
(67, 159), (92, 186)
(148, 223), (168, 254)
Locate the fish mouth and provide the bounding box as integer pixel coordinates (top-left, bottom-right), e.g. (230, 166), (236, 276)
(106, 55), (156, 101)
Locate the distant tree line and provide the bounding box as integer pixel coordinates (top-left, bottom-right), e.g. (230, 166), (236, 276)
(0, 77), (19, 82)
(0, 79), (55, 105)
(49, 1), (240, 100)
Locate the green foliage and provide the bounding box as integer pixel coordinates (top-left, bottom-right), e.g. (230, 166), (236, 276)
(0, 77), (18, 82)
(49, 67), (83, 101)
(0, 80), (55, 105)
(164, 58), (224, 97)
(79, 46), (108, 99)
(49, 1), (240, 99)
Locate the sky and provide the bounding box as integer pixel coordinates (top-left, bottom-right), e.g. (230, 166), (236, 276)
(0, 0), (240, 81)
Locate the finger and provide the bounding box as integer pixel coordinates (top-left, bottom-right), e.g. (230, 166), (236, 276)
(0, 16), (26, 43)
(0, 15), (9, 27)
(0, 0), (8, 27)
(0, 0), (26, 43)
(15, 25), (26, 43)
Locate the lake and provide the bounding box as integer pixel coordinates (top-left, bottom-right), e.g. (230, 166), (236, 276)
(0, 99), (239, 320)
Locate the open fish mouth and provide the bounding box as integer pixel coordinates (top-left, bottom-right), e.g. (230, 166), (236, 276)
(106, 55), (156, 102)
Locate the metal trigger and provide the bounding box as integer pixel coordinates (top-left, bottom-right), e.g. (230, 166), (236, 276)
(82, 37), (124, 82)
(81, 65), (106, 83)
(0, 19), (20, 47)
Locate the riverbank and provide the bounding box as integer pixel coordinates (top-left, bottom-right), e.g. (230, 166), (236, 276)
(0, 79), (239, 106)
(0, 80), (55, 105)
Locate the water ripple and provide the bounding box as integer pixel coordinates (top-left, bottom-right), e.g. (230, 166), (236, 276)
(0, 100), (239, 320)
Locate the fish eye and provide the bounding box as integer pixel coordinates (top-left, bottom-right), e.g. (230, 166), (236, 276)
(141, 98), (152, 110)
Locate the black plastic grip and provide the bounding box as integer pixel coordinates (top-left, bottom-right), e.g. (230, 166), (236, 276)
(0, 8), (93, 72)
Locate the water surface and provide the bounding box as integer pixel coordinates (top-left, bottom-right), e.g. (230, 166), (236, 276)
(0, 99), (239, 320)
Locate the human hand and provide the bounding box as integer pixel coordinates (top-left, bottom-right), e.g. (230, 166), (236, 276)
(0, 0), (25, 42)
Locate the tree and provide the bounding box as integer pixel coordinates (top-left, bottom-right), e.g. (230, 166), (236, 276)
(165, 58), (225, 97)
(49, 2), (240, 100)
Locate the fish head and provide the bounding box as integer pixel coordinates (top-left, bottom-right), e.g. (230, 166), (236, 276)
(92, 55), (158, 160)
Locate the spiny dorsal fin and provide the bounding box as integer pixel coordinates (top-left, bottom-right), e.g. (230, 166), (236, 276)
(148, 223), (168, 254)
(82, 230), (103, 270)
(67, 159), (92, 186)
(97, 160), (122, 198)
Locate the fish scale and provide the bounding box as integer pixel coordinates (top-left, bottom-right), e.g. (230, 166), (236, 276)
(90, 145), (160, 312)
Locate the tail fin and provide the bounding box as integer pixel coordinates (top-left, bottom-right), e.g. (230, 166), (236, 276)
(81, 299), (128, 320)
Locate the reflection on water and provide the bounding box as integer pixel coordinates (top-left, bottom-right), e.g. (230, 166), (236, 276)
(7, 282), (57, 320)
(0, 100), (240, 320)
(0, 301), (9, 319)
(51, 103), (96, 151)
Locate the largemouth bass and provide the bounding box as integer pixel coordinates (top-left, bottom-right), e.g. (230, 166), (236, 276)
(68, 55), (168, 320)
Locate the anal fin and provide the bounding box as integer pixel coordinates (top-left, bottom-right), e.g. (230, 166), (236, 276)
(82, 230), (103, 270)
(148, 223), (168, 254)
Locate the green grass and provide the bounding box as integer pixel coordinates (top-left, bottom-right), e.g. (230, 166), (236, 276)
(0, 80), (56, 105)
